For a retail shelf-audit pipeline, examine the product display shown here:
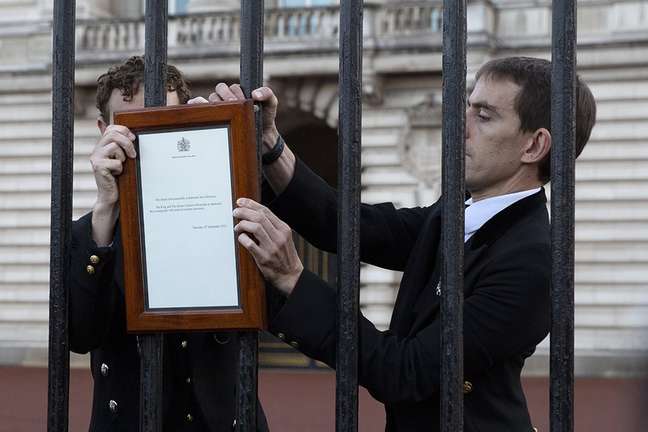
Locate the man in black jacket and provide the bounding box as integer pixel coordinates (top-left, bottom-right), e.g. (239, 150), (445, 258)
(215, 57), (597, 431)
(69, 56), (268, 431)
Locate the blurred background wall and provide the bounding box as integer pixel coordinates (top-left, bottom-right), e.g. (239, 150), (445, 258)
(0, 0), (647, 387)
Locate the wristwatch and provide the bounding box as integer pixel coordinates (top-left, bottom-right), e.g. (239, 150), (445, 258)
(262, 134), (285, 165)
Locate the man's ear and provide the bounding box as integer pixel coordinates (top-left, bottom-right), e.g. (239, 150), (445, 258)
(97, 116), (108, 135)
(521, 128), (552, 165)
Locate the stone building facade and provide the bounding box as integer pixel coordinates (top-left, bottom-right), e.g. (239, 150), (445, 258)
(0, 0), (647, 375)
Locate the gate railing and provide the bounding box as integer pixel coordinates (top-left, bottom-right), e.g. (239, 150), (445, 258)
(48, 0), (577, 430)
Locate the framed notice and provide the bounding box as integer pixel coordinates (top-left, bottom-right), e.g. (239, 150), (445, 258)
(114, 100), (266, 332)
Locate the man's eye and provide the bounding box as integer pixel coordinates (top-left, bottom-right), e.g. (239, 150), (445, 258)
(477, 113), (490, 121)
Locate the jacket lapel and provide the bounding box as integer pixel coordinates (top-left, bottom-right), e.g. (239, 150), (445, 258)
(469, 188), (547, 247)
(408, 238), (488, 334)
(405, 188), (548, 335)
(389, 204), (443, 335)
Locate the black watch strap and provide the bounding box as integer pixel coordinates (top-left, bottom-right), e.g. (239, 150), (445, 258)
(262, 134), (285, 165)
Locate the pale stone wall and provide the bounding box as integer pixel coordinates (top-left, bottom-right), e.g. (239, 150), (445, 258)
(0, 0), (647, 376)
(359, 75), (442, 329)
(555, 67), (648, 375)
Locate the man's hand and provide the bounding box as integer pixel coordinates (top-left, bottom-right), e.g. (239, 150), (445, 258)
(233, 198), (303, 295)
(187, 96), (209, 105)
(91, 125), (136, 205)
(90, 125), (136, 246)
(207, 83), (295, 194)
(208, 83), (280, 154)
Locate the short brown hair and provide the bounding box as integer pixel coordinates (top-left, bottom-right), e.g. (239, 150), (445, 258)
(475, 57), (597, 183)
(96, 56), (191, 122)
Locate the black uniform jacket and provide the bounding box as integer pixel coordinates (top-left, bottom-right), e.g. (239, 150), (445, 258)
(266, 159), (551, 432)
(69, 213), (268, 432)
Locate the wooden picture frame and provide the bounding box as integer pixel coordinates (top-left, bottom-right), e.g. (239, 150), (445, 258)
(114, 100), (266, 332)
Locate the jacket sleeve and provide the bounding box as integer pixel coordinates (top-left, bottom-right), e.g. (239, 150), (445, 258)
(267, 158), (434, 271)
(68, 212), (123, 354)
(269, 242), (551, 404)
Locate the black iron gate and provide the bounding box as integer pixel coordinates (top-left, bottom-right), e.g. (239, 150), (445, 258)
(47, 0), (578, 431)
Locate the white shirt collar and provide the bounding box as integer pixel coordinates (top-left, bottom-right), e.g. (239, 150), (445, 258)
(464, 188), (541, 242)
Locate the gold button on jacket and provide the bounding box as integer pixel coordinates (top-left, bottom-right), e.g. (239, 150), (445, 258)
(90, 255), (100, 264)
(463, 381), (473, 394)
(86, 265), (95, 275)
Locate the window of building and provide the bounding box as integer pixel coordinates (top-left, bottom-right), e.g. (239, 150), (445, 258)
(279, 0), (336, 7)
(169, 0), (190, 15)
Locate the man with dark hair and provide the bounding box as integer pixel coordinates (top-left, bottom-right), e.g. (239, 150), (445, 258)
(69, 56), (268, 432)
(95, 55), (192, 124)
(474, 57), (596, 183)
(212, 56), (597, 431)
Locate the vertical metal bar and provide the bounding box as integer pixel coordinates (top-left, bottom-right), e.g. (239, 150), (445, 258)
(440, 0), (466, 429)
(238, 1), (264, 430)
(550, 0), (577, 430)
(47, 0), (75, 430)
(139, 1), (168, 431)
(336, 1), (362, 431)
(145, 0), (168, 108)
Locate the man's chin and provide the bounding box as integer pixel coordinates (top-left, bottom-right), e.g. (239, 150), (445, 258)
(464, 175), (475, 190)
(465, 178), (483, 195)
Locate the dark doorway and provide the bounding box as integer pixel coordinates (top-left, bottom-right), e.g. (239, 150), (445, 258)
(280, 109), (338, 188)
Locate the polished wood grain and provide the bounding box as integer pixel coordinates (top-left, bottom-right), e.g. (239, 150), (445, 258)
(114, 100), (266, 332)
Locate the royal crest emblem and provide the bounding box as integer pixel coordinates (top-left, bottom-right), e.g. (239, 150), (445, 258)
(177, 137), (191, 152)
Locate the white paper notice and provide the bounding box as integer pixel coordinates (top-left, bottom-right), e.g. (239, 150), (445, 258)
(138, 126), (239, 309)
